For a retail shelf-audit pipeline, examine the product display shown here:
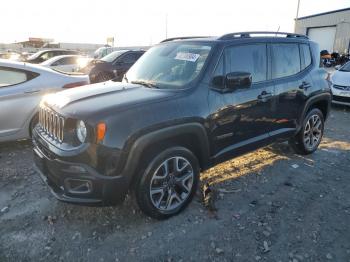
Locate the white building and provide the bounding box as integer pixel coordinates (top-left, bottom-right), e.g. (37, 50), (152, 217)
(295, 7), (350, 54)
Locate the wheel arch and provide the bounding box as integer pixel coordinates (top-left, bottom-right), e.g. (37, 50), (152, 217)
(120, 123), (211, 185)
(300, 92), (331, 128)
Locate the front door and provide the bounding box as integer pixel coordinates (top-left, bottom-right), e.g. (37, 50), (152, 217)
(208, 43), (277, 159)
(114, 53), (138, 80)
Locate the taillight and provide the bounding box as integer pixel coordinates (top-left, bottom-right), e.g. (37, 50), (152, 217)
(63, 81), (89, 88)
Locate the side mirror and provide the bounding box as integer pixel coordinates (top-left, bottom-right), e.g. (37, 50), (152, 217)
(226, 72), (252, 90)
(334, 65), (341, 70)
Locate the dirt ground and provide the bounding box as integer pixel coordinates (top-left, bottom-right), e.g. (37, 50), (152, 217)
(1, 105), (349, 262)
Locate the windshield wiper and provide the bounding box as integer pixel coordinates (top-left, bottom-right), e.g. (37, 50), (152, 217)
(131, 80), (159, 89)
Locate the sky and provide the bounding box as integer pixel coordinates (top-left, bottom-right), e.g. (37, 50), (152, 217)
(0, 0), (349, 46)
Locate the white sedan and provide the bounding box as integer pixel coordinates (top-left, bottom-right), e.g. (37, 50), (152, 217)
(331, 61), (350, 106)
(40, 55), (91, 73)
(0, 59), (90, 142)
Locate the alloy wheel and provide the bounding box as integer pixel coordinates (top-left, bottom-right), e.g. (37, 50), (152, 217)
(303, 114), (323, 150)
(149, 156), (194, 212)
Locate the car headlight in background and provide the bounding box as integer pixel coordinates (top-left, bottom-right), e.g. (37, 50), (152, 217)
(76, 120), (87, 143)
(77, 57), (90, 69)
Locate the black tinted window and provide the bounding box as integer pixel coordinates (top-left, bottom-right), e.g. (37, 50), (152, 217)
(121, 53), (136, 63)
(272, 44), (300, 78)
(225, 44), (267, 83)
(300, 44), (312, 70)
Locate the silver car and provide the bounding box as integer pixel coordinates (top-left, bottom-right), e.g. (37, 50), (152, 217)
(0, 59), (90, 142)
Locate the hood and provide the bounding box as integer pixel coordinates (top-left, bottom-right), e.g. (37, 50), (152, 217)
(82, 60), (110, 74)
(331, 70), (350, 87)
(44, 81), (176, 119)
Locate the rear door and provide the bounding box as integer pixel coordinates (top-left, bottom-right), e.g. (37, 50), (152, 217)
(270, 42), (311, 139)
(0, 67), (40, 137)
(208, 43), (276, 157)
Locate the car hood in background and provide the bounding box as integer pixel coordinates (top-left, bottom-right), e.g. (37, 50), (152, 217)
(331, 70), (350, 86)
(44, 81), (176, 118)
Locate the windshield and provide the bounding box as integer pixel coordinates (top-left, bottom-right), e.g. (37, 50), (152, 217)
(101, 50), (128, 63)
(125, 42), (212, 89)
(340, 62), (350, 72)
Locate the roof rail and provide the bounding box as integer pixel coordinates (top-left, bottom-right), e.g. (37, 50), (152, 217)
(218, 31), (308, 40)
(160, 36), (211, 43)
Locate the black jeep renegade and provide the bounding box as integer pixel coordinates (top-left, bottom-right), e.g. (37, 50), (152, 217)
(33, 32), (331, 219)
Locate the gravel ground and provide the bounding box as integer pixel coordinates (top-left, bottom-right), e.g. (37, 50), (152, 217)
(0, 105), (350, 262)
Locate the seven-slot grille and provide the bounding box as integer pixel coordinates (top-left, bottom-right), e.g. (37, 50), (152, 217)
(38, 106), (65, 143)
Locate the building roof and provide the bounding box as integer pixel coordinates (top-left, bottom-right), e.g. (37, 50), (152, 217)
(297, 7), (350, 20)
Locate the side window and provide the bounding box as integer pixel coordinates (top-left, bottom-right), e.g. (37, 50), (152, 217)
(58, 57), (75, 65)
(67, 57), (77, 64)
(135, 53), (144, 60)
(271, 43), (300, 79)
(225, 44), (267, 83)
(0, 67), (28, 87)
(52, 58), (64, 66)
(120, 53), (136, 64)
(300, 44), (312, 70)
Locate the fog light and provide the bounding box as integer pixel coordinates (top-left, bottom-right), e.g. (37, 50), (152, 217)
(64, 179), (92, 194)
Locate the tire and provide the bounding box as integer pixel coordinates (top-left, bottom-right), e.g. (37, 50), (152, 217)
(289, 108), (324, 155)
(135, 146), (200, 219)
(96, 72), (113, 83)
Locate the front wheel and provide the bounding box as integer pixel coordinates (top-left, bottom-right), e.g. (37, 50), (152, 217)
(96, 72), (113, 83)
(135, 147), (200, 219)
(289, 108), (324, 155)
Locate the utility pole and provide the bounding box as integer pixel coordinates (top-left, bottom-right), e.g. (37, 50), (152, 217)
(294, 0), (301, 32)
(295, 0), (301, 19)
(165, 14), (168, 39)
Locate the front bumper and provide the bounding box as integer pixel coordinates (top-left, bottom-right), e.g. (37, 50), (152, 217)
(331, 87), (350, 106)
(33, 138), (129, 206)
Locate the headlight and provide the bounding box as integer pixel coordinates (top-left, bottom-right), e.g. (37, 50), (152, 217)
(76, 120), (87, 143)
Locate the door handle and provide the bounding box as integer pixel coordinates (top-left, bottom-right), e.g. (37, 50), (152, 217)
(257, 91), (272, 102)
(299, 81), (311, 90)
(24, 89), (40, 94)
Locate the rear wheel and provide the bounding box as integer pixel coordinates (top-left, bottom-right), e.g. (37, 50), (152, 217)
(135, 147), (199, 219)
(289, 108), (324, 155)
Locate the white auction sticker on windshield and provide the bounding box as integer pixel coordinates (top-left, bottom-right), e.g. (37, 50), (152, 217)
(175, 52), (200, 62)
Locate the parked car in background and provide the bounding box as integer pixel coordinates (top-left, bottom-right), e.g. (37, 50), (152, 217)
(82, 50), (145, 83)
(330, 61), (350, 106)
(0, 59), (89, 142)
(33, 32), (331, 219)
(25, 49), (80, 64)
(0, 51), (23, 61)
(40, 55), (91, 73)
(93, 46), (119, 59)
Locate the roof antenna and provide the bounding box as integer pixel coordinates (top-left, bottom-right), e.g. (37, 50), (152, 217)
(275, 25), (280, 36)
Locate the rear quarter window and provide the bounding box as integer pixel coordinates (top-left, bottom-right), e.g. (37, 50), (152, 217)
(300, 44), (312, 70)
(271, 43), (300, 79)
(0, 66), (39, 87)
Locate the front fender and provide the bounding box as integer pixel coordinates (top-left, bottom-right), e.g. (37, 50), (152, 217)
(119, 122), (210, 183)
